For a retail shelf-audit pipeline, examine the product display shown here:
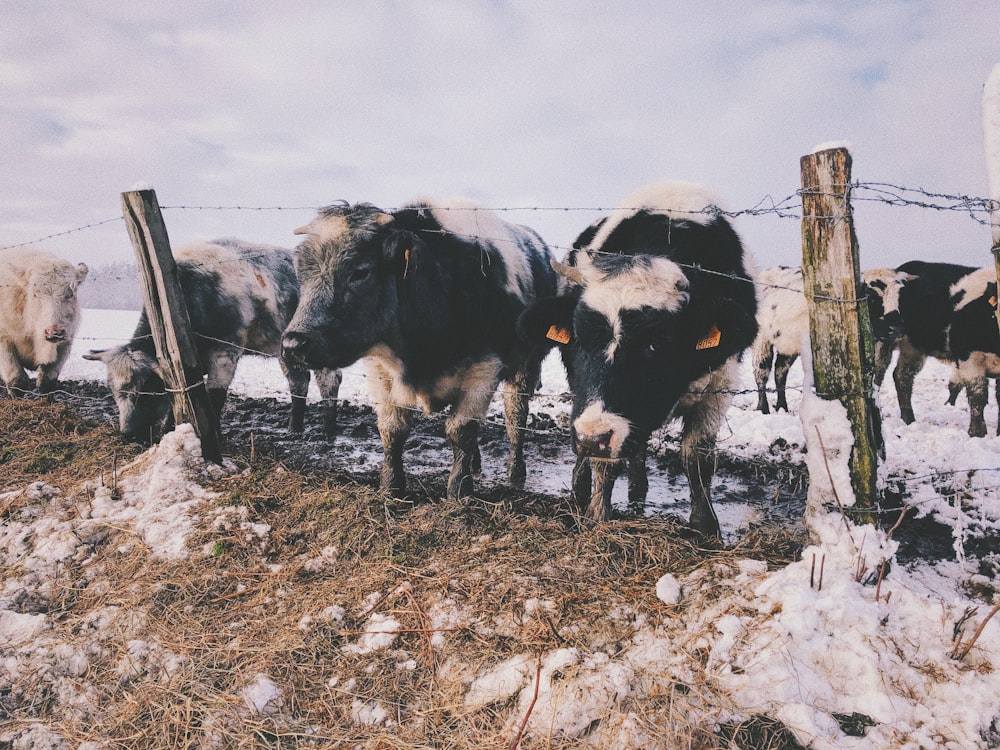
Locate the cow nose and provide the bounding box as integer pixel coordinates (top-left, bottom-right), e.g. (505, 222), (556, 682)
(44, 326), (67, 342)
(281, 332), (311, 363)
(574, 430), (615, 459)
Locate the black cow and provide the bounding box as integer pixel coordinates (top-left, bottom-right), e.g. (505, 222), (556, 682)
(518, 182), (758, 538)
(85, 239), (341, 442)
(874, 260), (1000, 436)
(281, 199), (557, 499)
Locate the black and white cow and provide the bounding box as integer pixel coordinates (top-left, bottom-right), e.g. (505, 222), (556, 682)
(753, 265), (909, 413)
(873, 260), (1000, 436)
(281, 199), (557, 500)
(518, 182), (758, 538)
(85, 238), (341, 442)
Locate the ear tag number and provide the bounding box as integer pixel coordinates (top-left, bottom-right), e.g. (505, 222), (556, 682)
(696, 324), (721, 350)
(546, 325), (572, 344)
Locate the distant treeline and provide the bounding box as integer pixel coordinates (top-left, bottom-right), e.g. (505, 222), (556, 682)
(79, 262), (144, 311)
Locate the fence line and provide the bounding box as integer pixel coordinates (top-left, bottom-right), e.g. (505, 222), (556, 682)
(25, 380), (1000, 514)
(3, 181), (999, 255)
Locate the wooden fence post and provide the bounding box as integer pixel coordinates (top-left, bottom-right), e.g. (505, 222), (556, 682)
(800, 146), (878, 520)
(983, 63), (1000, 332)
(120, 189), (222, 464)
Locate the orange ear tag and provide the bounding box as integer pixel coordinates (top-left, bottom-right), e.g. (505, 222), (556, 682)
(403, 248), (411, 279)
(695, 323), (722, 350)
(989, 295), (997, 309)
(546, 325), (572, 344)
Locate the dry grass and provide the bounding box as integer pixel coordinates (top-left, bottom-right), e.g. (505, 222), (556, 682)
(0, 396), (808, 749)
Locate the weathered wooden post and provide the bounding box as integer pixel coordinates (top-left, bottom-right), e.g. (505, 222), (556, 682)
(983, 62), (1000, 332)
(800, 146), (878, 519)
(120, 189), (222, 464)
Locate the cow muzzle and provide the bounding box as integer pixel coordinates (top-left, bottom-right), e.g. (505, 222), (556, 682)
(44, 326), (67, 343)
(281, 332), (312, 365)
(873, 312), (904, 342)
(573, 430), (616, 459)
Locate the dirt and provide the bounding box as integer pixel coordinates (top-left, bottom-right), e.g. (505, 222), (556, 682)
(45, 378), (985, 565)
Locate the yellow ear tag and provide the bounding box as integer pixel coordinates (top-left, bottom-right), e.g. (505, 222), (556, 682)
(990, 295), (997, 309)
(546, 325), (572, 344)
(696, 323), (722, 350)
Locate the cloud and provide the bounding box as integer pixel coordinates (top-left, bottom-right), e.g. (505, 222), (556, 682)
(1, 1), (997, 270)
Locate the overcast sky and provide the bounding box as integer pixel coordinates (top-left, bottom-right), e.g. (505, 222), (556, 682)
(2, 1), (998, 271)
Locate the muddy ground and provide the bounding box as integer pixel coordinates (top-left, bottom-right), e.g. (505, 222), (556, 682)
(48, 379), (977, 564)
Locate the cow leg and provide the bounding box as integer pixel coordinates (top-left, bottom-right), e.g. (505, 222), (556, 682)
(626, 449), (649, 516)
(364, 364), (412, 497)
(445, 416), (479, 500)
(313, 368), (343, 437)
(204, 348), (240, 438)
(956, 356), (989, 438)
(773, 353), (798, 412)
(571, 455), (592, 511)
(678, 365), (734, 539)
(753, 341), (774, 414)
(279, 358), (311, 434)
(502, 362), (540, 487)
(872, 340), (894, 388)
(946, 369), (963, 406)
(892, 340), (925, 425)
(683, 440), (720, 539)
(0, 344), (30, 397)
(376, 405), (411, 497)
(585, 458), (622, 521)
(36, 341), (72, 394)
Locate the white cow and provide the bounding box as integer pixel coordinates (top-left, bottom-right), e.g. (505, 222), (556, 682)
(0, 248), (88, 395)
(753, 265), (907, 413)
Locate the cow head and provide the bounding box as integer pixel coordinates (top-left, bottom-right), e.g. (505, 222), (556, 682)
(83, 346), (170, 443)
(282, 203), (410, 370)
(861, 268), (914, 342)
(25, 259), (88, 363)
(519, 252), (757, 460)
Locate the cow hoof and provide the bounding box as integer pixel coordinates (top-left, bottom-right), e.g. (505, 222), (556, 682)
(900, 410), (915, 425)
(969, 423), (987, 438)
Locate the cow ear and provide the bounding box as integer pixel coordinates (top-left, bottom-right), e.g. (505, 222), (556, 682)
(75, 263), (89, 284)
(517, 295), (578, 346)
(694, 297), (759, 358)
(83, 348), (107, 362)
(384, 231), (420, 272)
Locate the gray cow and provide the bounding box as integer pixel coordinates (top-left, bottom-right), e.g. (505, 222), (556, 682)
(85, 238), (340, 442)
(0, 248), (89, 396)
(281, 198), (557, 500)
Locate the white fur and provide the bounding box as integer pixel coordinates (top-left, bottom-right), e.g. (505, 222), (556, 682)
(586, 181), (727, 251)
(573, 400), (632, 457)
(363, 343), (502, 420)
(412, 197), (537, 299)
(0, 248), (88, 388)
(577, 255), (689, 360)
(951, 267), (997, 311)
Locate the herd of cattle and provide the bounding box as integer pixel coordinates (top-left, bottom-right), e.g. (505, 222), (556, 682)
(2, 181), (999, 538)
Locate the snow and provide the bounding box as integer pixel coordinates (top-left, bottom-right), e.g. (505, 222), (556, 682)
(3, 308), (1000, 747)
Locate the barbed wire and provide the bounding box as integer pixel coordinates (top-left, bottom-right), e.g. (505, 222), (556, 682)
(5, 185), (1000, 515)
(19, 378), (1000, 514)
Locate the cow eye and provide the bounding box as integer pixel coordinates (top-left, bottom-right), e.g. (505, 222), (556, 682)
(348, 266), (373, 284)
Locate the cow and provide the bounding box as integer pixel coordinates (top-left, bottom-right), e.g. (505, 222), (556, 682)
(517, 182), (759, 539)
(872, 260), (1000, 437)
(0, 248), (89, 396)
(84, 238), (341, 443)
(280, 198), (558, 500)
(752, 265), (909, 413)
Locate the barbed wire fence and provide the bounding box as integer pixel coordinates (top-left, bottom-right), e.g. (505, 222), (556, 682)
(3, 182), (1000, 516)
